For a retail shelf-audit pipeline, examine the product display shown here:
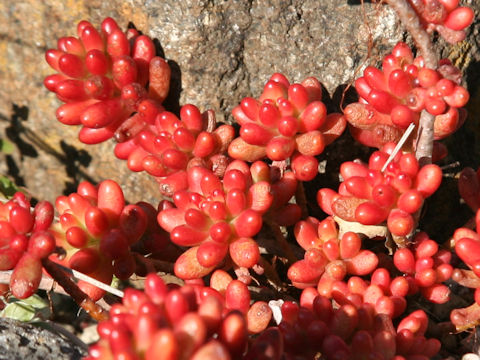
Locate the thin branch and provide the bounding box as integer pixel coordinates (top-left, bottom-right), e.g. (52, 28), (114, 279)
(264, 220), (298, 265)
(53, 263), (124, 298)
(415, 111), (436, 166)
(0, 270), (113, 312)
(257, 257), (286, 292)
(134, 254), (175, 274)
(0, 270), (68, 296)
(295, 181), (309, 219)
(385, 0), (438, 68)
(386, 0), (438, 166)
(381, 122), (416, 172)
(41, 258), (109, 322)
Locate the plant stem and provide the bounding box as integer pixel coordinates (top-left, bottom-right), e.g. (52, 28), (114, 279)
(0, 270), (112, 311)
(0, 270), (67, 296)
(54, 263), (124, 298)
(386, 0), (437, 68)
(41, 258), (109, 322)
(257, 257), (285, 292)
(134, 253), (174, 274)
(386, 0), (439, 165)
(265, 220), (298, 265)
(415, 111), (436, 166)
(295, 181), (309, 219)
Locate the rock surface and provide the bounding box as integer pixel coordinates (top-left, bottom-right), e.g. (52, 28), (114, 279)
(0, 317), (86, 360)
(0, 2), (480, 359)
(0, 0), (478, 205)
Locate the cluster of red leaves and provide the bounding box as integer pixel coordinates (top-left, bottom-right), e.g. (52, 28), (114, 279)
(50, 180), (166, 300)
(85, 273), (273, 360)
(0, 193), (55, 298)
(45, 17), (170, 145)
(407, 0), (474, 43)
(317, 142), (442, 243)
(2, 8), (478, 359)
(114, 104), (234, 197)
(157, 160), (300, 280)
(288, 216), (378, 289)
(344, 42), (468, 150)
(228, 73), (346, 181)
(273, 288), (441, 360)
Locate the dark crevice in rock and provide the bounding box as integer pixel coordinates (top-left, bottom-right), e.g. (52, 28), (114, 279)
(18, 335), (29, 347)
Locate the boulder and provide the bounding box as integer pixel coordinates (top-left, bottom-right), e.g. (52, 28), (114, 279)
(0, 0), (478, 204)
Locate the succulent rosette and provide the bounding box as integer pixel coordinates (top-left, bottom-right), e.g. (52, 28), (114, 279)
(317, 142), (442, 243)
(0, 193), (55, 298)
(345, 42), (468, 149)
(49, 180), (163, 300)
(85, 273), (272, 360)
(408, 0), (474, 43)
(228, 73), (346, 181)
(44, 17), (171, 144)
(392, 232), (452, 304)
(114, 104), (235, 197)
(157, 160), (300, 279)
(288, 216), (379, 289)
(248, 290), (440, 360)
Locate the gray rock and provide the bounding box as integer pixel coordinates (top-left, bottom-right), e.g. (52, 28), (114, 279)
(0, 0), (478, 203)
(0, 318), (86, 360)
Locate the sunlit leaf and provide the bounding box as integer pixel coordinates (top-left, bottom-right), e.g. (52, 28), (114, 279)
(0, 294), (51, 322)
(0, 175), (22, 198)
(0, 138), (14, 154)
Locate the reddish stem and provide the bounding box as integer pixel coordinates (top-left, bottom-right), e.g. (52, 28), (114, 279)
(265, 220), (298, 265)
(415, 112), (436, 166)
(257, 257), (286, 292)
(295, 181), (309, 219)
(385, 0), (438, 68)
(41, 258), (109, 322)
(386, 0), (439, 165)
(134, 253), (174, 274)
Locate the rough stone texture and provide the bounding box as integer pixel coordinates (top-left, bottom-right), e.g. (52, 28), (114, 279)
(0, 317), (86, 360)
(0, 2), (480, 358)
(0, 0), (403, 204)
(0, 0), (478, 205)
